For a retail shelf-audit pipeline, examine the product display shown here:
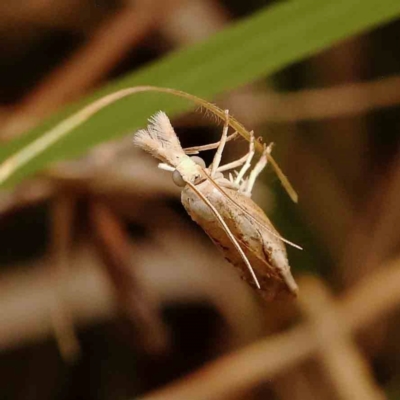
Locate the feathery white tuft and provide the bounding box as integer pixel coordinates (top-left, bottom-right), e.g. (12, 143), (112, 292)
(133, 111), (185, 167)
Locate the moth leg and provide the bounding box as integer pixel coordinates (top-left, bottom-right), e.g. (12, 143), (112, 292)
(210, 110), (230, 177)
(216, 131), (255, 174)
(240, 177), (248, 191)
(233, 170), (247, 187)
(243, 143), (273, 196)
(234, 130), (255, 185)
(216, 153), (247, 173)
(184, 132), (238, 155)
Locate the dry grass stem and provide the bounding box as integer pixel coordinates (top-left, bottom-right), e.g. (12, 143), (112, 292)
(249, 74), (400, 123)
(90, 201), (169, 355)
(139, 256), (400, 399)
(298, 277), (385, 400)
(49, 193), (80, 361)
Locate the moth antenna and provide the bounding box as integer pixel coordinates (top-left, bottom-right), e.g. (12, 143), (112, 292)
(133, 111), (185, 167)
(203, 172), (303, 250)
(186, 181), (261, 289)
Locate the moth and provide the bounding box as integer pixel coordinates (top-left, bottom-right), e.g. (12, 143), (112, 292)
(133, 110), (300, 301)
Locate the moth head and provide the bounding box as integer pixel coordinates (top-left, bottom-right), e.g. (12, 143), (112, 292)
(172, 156), (206, 187)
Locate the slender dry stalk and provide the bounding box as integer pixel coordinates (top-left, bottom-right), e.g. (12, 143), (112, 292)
(0, 178), (54, 215)
(247, 74), (400, 123)
(142, 326), (314, 400)
(89, 200), (169, 355)
(139, 257), (400, 400)
(0, 249), (116, 350)
(339, 150), (400, 285)
(298, 277), (385, 400)
(49, 193), (80, 361)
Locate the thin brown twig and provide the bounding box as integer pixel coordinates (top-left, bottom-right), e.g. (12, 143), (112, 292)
(0, 249), (116, 351)
(298, 277), (385, 400)
(89, 200), (169, 355)
(248, 74), (400, 123)
(49, 192), (80, 361)
(0, 178), (54, 215)
(339, 149), (400, 285)
(334, 147), (400, 357)
(142, 325), (314, 400)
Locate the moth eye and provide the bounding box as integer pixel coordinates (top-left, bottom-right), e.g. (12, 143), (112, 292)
(172, 169), (186, 187)
(190, 156), (206, 168)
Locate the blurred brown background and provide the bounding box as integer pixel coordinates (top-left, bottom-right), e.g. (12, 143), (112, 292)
(1, 1), (400, 399)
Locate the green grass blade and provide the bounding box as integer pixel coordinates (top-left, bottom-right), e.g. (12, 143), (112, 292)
(1, 0), (400, 188)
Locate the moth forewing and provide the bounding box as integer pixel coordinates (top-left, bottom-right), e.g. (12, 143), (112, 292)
(185, 180), (261, 289)
(204, 170), (303, 251)
(181, 179), (298, 301)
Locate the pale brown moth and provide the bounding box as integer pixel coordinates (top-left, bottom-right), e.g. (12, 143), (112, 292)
(133, 110), (300, 301)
